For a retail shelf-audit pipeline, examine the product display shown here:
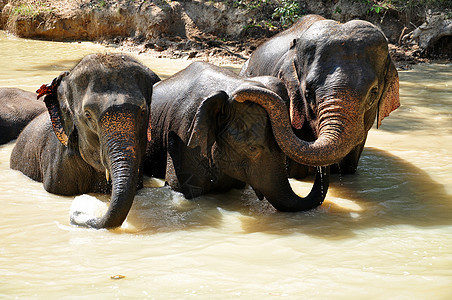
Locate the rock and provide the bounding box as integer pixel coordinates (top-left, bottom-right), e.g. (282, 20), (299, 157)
(154, 45), (165, 52)
(144, 42), (155, 49)
(404, 12), (452, 58)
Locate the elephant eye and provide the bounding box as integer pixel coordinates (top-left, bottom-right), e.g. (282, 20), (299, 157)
(367, 87), (379, 108)
(304, 87), (315, 104)
(85, 111), (92, 120)
(246, 144), (262, 160)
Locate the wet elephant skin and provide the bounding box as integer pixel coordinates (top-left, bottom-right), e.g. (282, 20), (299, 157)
(144, 62), (329, 212)
(240, 14), (400, 178)
(10, 53), (160, 229)
(0, 88), (46, 145)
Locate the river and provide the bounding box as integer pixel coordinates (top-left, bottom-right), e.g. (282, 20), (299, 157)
(0, 31), (451, 299)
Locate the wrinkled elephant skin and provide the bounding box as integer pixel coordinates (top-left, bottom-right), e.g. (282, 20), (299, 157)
(240, 14), (400, 177)
(0, 88), (46, 145)
(10, 53), (160, 229)
(144, 62), (329, 212)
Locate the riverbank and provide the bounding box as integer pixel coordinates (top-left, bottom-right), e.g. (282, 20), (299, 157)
(1, 0), (450, 69)
(106, 33), (432, 70)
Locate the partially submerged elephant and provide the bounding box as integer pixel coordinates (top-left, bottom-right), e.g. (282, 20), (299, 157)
(0, 88), (46, 145)
(144, 62), (329, 212)
(240, 14), (400, 177)
(10, 53), (160, 229)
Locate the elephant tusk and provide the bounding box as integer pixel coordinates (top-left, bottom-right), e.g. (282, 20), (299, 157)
(105, 169), (110, 182)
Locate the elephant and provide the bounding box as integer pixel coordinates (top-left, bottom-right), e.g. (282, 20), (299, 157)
(10, 53), (161, 229)
(240, 14), (400, 178)
(144, 62), (329, 212)
(0, 88), (46, 145)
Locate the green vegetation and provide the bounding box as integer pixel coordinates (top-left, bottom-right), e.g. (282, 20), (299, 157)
(232, 0), (450, 28)
(361, 0), (452, 15)
(12, 2), (53, 18)
(390, 0), (452, 8)
(272, 0), (301, 27)
(361, 0), (389, 14)
(229, 0), (271, 10)
(91, 0), (108, 9)
(229, 0), (303, 28)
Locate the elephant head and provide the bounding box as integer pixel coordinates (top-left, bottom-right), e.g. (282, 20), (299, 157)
(37, 53), (160, 228)
(241, 16), (400, 174)
(186, 74), (329, 212)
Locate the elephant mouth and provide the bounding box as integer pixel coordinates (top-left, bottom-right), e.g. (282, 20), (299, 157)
(251, 186), (264, 200)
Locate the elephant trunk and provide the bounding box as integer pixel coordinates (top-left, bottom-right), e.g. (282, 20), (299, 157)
(95, 143), (139, 229)
(254, 166), (329, 212)
(300, 95), (365, 166)
(233, 88), (364, 167)
(71, 109), (142, 229)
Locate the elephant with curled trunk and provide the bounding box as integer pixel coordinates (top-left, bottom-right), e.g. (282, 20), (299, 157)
(144, 62), (329, 212)
(10, 53), (160, 229)
(240, 14), (400, 177)
(0, 88), (46, 145)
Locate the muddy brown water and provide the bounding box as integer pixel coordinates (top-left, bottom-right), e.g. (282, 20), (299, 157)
(1, 31), (451, 298)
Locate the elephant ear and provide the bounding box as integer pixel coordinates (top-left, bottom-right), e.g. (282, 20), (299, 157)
(377, 55), (400, 128)
(36, 71), (72, 146)
(138, 67), (160, 143)
(187, 91), (228, 157)
(277, 42), (306, 130)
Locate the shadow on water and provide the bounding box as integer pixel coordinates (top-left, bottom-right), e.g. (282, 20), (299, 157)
(122, 147), (452, 238)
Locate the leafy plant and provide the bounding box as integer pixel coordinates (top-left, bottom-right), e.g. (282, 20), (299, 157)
(362, 0), (452, 14)
(265, 21), (277, 29)
(272, 0), (301, 27)
(361, 0), (390, 15)
(12, 2), (53, 18)
(231, 0), (269, 10)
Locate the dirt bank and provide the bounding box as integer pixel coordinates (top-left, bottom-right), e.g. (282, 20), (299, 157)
(0, 0), (450, 69)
